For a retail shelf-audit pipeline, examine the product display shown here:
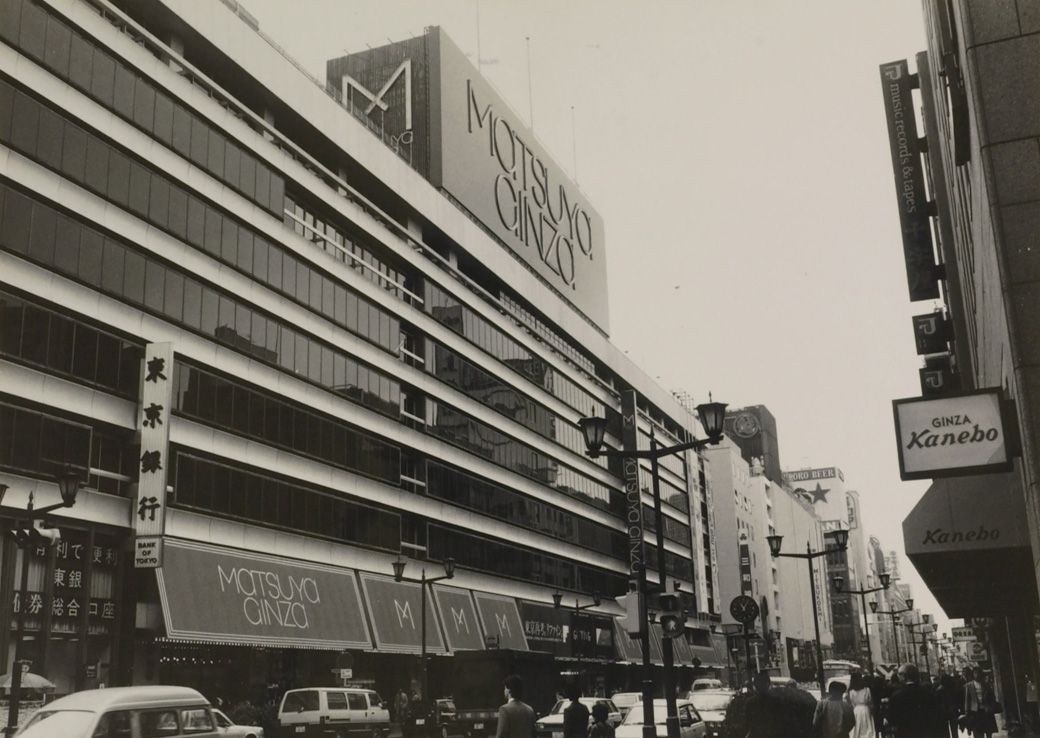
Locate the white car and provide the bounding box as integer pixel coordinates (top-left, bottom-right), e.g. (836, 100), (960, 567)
(213, 708), (264, 738)
(535, 699), (622, 738)
(615, 699), (706, 738)
(686, 691), (733, 738)
(610, 692), (643, 718)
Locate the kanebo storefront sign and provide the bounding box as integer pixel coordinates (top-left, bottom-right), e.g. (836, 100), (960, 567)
(893, 388), (1014, 480)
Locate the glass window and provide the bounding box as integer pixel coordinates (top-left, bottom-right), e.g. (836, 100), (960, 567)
(269, 173), (285, 215)
(255, 164), (271, 206)
(90, 48), (116, 106)
(20, 305), (48, 364)
(223, 142), (240, 187)
(189, 115), (208, 167)
(203, 206), (221, 256)
(326, 692), (348, 710)
(139, 708), (179, 737)
(89, 709), (132, 738)
(182, 278), (202, 330)
(127, 161), (151, 218)
(179, 708), (214, 734)
(53, 215), (80, 276)
(10, 92), (40, 156)
(84, 135), (109, 195)
(1, 188), (32, 255)
(78, 229), (103, 287)
(164, 270), (185, 321)
(171, 103), (191, 157)
(206, 131), (225, 176)
(153, 91), (174, 145)
(35, 104), (65, 169)
(239, 152), (255, 198)
(220, 219), (237, 264)
(96, 331), (119, 390)
(266, 246), (282, 291)
(148, 176), (170, 229)
(282, 691), (319, 713)
(28, 205), (56, 265)
(61, 124), (88, 183)
(0, 0), (23, 47)
(17, 0), (47, 62)
(202, 288), (220, 335)
(185, 195), (205, 248)
(43, 15), (72, 77)
(121, 249), (145, 305)
(46, 313), (74, 373)
(68, 32), (93, 92)
(132, 77), (155, 132)
(0, 80), (14, 143)
(347, 693), (366, 710)
(168, 186), (188, 240)
(106, 150), (131, 207)
(144, 261), (165, 312)
(236, 228), (253, 274)
(112, 63), (135, 120)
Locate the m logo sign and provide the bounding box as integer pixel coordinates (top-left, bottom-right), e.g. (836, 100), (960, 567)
(341, 59), (412, 130)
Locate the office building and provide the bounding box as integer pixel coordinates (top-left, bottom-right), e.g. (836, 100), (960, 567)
(0, 0), (720, 698)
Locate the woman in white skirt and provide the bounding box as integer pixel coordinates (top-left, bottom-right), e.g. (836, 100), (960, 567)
(845, 672), (875, 738)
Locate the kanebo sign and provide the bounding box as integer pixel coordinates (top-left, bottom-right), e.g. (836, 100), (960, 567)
(893, 388), (1013, 480)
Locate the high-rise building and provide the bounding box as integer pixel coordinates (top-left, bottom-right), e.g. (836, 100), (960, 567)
(0, 0), (720, 699)
(723, 405), (783, 485)
(880, 0), (1040, 710)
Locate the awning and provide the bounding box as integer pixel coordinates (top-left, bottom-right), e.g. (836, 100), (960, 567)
(473, 591), (528, 650)
(613, 619), (643, 663)
(689, 644), (723, 668)
(432, 585), (484, 651)
(902, 464), (1038, 616)
(156, 539), (371, 650)
(515, 602), (615, 660)
(671, 630), (693, 664)
(358, 573), (445, 654)
(648, 624), (665, 665)
(710, 632), (730, 667)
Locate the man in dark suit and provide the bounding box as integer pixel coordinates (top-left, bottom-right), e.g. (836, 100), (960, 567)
(562, 684), (590, 738)
(887, 664), (944, 738)
(496, 674), (536, 738)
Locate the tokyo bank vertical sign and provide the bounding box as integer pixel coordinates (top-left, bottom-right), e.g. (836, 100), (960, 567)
(429, 29), (609, 331)
(135, 343), (173, 565)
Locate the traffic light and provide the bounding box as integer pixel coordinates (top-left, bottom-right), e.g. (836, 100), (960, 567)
(658, 592), (684, 639)
(615, 589), (643, 637)
(10, 520), (61, 548)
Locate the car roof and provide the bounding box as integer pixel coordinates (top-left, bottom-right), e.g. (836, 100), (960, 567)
(37, 686), (209, 712)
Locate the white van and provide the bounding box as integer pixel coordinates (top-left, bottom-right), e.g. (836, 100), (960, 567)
(16, 685), (219, 737)
(278, 688), (390, 737)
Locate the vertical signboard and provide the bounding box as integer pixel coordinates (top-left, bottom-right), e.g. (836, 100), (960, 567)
(135, 343), (173, 564)
(913, 313), (951, 355)
(879, 60), (940, 301)
(738, 533), (753, 596)
(621, 391), (643, 576)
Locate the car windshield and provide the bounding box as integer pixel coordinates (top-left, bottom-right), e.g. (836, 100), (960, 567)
(621, 705), (669, 725)
(549, 701), (566, 715)
(690, 693), (732, 711)
(18, 710), (95, 737)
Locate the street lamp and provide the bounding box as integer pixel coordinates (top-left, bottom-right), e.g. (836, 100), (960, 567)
(872, 600), (913, 666)
(579, 394), (725, 738)
(553, 592), (601, 684)
(832, 572), (890, 674)
(391, 555), (455, 709)
(4, 468), (84, 736)
(906, 615), (935, 676)
(766, 528), (849, 697)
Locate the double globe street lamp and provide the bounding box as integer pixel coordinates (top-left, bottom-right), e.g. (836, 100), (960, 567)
(553, 592), (601, 680)
(766, 527), (849, 698)
(832, 572), (891, 674)
(870, 599), (913, 666)
(578, 395), (727, 738)
(391, 555), (455, 713)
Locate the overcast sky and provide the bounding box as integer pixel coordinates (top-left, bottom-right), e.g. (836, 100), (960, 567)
(238, 0), (947, 633)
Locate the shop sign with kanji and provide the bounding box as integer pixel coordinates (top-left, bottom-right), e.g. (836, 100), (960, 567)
(136, 343), (173, 538)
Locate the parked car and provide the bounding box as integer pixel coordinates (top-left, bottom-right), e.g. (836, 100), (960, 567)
(536, 699), (622, 738)
(610, 693), (643, 718)
(433, 698), (457, 738)
(690, 679), (723, 692)
(16, 685), (219, 737)
(615, 700), (706, 738)
(768, 676), (797, 690)
(278, 687), (390, 737)
(213, 707), (264, 738)
(686, 691), (734, 738)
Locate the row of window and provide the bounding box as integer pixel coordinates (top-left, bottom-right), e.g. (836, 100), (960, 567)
(428, 522), (628, 597)
(426, 398), (618, 514)
(0, 182), (402, 420)
(499, 292), (596, 375)
(427, 339), (592, 460)
(284, 194), (413, 303)
(0, 0), (284, 217)
(426, 460), (626, 561)
(0, 402), (91, 480)
(426, 281), (604, 418)
(0, 76), (403, 359)
(171, 449), (401, 553)
(0, 289), (142, 398)
(638, 466), (689, 515)
(172, 362), (400, 485)
(641, 502), (692, 548)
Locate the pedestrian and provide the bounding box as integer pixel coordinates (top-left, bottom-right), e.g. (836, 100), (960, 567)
(1026, 676), (1039, 732)
(936, 673), (960, 738)
(813, 680), (855, 738)
(496, 674), (536, 738)
(971, 675), (999, 738)
(887, 664), (944, 738)
(740, 670), (801, 738)
(963, 667), (987, 737)
(562, 685), (590, 738)
(587, 702), (614, 738)
(845, 672), (874, 738)
(395, 689), (409, 724)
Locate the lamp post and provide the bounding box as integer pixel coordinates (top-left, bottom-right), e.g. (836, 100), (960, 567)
(832, 572), (891, 674)
(871, 601), (912, 666)
(553, 592), (600, 687)
(4, 468), (84, 736)
(907, 617), (934, 677)
(579, 395), (726, 738)
(391, 555), (455, 710)
(767, 528), (849, 698)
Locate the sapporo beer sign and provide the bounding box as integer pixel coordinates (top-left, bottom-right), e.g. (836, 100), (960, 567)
(893, 388), (1013, 480)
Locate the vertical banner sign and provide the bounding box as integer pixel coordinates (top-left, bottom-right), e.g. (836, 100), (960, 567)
(879, 60), (940, 302)
(621, 391), (643, 575)
(738, 533), (753, 596)
(913, 313), (950, 355)
(135, 343), (173, 547)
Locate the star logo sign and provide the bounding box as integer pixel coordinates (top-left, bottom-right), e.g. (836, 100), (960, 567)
(809, 483), (831, 503)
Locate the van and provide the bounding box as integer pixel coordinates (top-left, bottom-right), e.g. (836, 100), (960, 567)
(278, 688), (390, 738)
(16, 685), (219, 737)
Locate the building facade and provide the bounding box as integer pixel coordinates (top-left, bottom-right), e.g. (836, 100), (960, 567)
(0, 0), (723, 704)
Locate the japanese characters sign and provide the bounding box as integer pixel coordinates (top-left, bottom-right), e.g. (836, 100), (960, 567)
(136, 343), (173, 538)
